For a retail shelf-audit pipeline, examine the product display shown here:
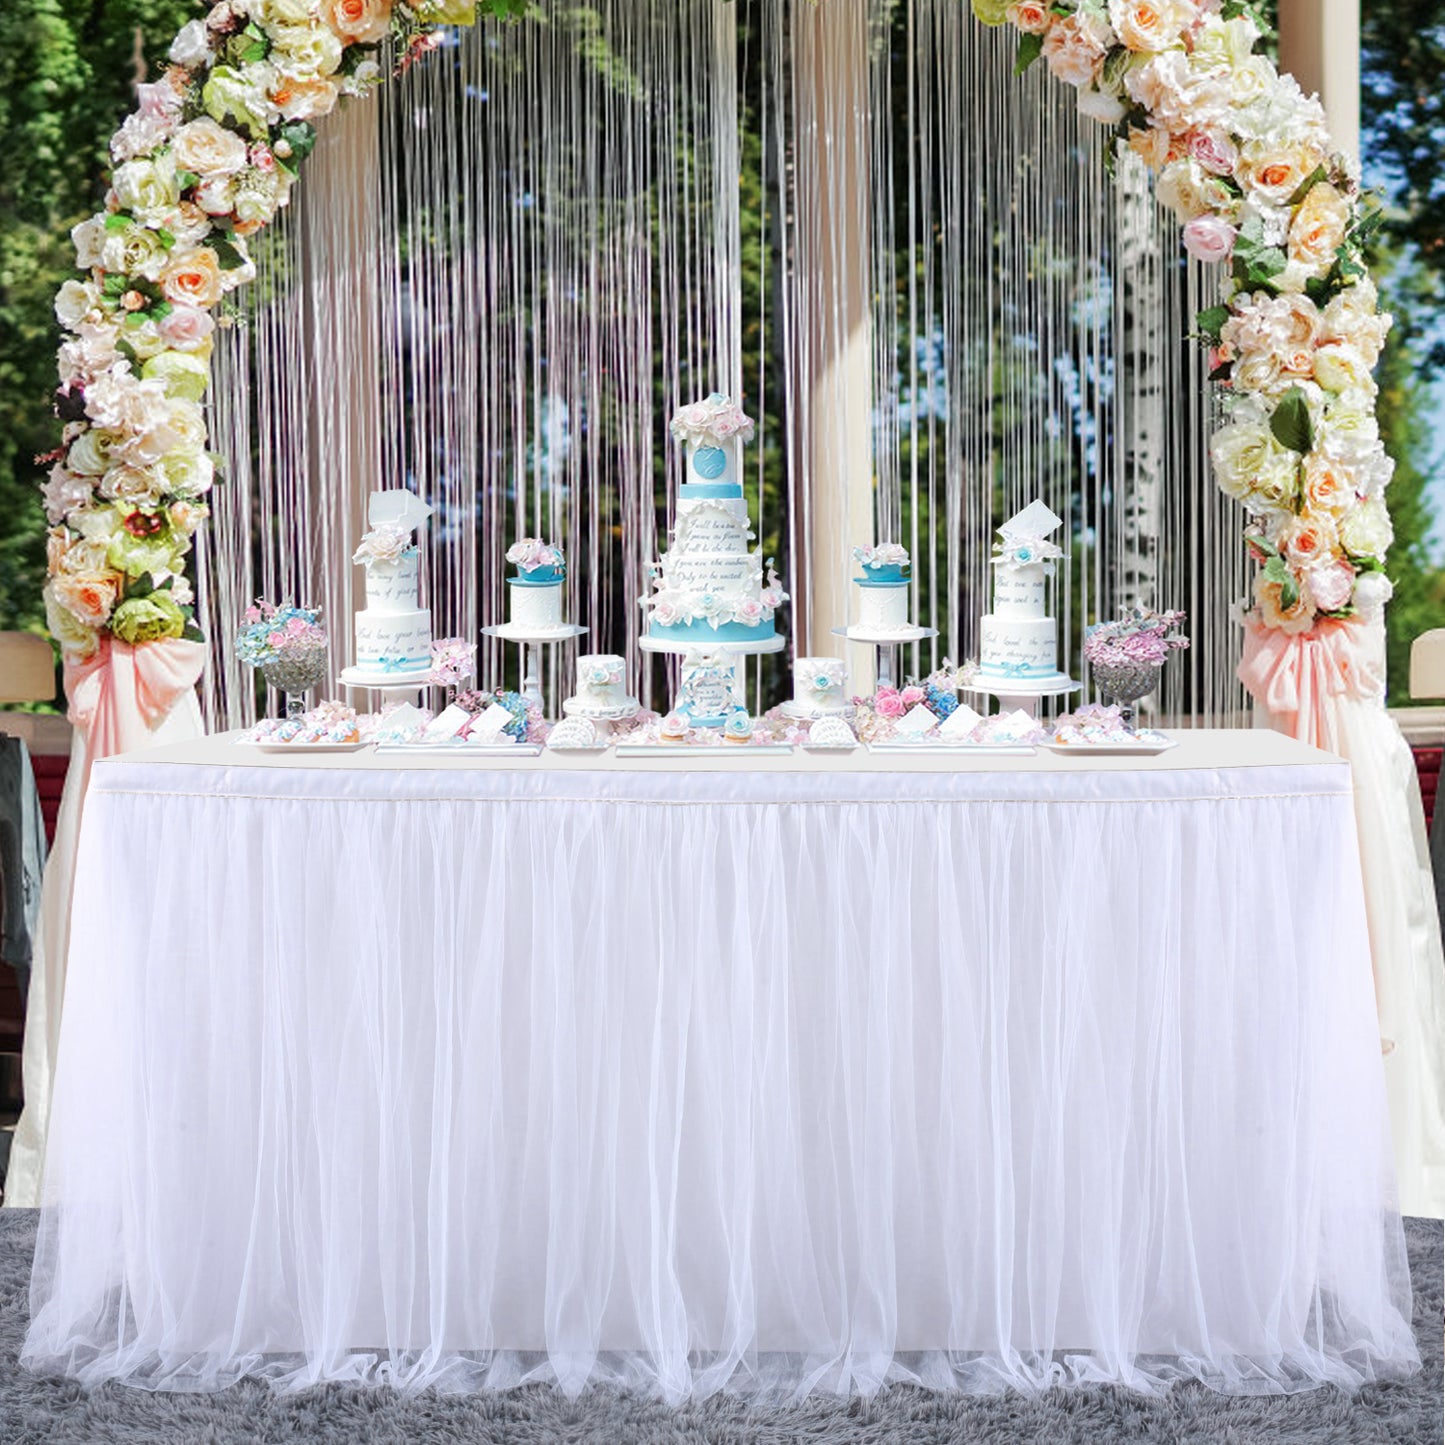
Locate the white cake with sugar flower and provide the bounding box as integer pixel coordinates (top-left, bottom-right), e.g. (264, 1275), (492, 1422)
(851, 543), (913, 634)
(563, 652), (639, 721)
(503, 538), (570, 636)
(786, 656), (850, 718)
(641, 395), (788, 648)
(349, 490), (433, 682)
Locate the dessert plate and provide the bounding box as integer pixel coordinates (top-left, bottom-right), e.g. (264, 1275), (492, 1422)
(244, 740), (371, 754)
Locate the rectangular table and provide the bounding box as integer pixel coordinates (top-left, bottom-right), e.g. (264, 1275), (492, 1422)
(23, 730), (1419, 1398)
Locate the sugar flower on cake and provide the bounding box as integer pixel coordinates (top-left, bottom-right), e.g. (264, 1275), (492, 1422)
(668, 393), (756, 448)
(505, 538), (566, 575)
(852, 543), (911, 572)
(992, 499), (1066, 571)
(582, 655), (624, 688)
(352, 521), (414, 568)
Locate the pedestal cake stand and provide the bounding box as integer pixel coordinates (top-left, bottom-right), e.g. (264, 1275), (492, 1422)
(482, 622), (588, 712)
(338, 664), (434, 710)
(638, 632), (786, 718)
(962, 671), (1080, 720)
(832, 624), (937, 691)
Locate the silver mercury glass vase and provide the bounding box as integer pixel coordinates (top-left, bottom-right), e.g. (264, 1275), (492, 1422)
(1090, 660), (1164, 733)
(260, 644), (329, 719)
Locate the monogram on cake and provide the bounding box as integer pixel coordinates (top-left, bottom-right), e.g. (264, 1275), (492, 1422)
(977, 499), (1068, 685)
(641, 395), (787, 650)
(347, 489), (434, 684)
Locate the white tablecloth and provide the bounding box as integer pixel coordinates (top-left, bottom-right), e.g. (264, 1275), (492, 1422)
(23, 731), (1418, 1399)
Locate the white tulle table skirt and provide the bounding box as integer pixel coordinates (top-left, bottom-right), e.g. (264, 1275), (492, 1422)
(24, 732), (1419, 1399)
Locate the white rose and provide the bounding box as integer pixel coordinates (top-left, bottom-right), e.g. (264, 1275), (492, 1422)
(203, 65), (275, 140)
(1339, 498), (1393, 563)
(1155, 157), (1232, 221)
(233, 168), (285, 226)
(111, 155), (181, 227)
(99, 222), (169, 282)
(66, 428), (118, 477)
(169, 19), (214, 68)
(111, 110), (175, 164)
(99, 464), (167, 508)
(1352, 570), (1393, 619)
(1076, 84), (1127, 124)
(155, 446), (216, 498)
(1189, 15), (1262, 71)
(194, 174), (238, 216)
(1211, 422), (1299, 512)
(172, 117), (250, 178)
(71, 215), (109, 270)
(55, 279), (102, 331)
(1313, 342), (1377, 398)
(256, 0), (320, 23)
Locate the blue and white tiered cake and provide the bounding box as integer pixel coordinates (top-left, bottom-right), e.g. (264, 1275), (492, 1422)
(350, 489), (434, 681)
(852, 543), (913, 634)
(642, 395), (787, 646)
(978, 499), (1066, 683)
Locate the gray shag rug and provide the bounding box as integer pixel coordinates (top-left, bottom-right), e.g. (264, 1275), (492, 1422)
(0, 1211), (1438, 1445)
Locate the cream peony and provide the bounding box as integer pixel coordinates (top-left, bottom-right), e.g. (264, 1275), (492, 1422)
(155, 446), (216, 499)
(269, 26), (344, 79)
(1236, 138), (1327, 207)
(1042, 13), (1112, 88)
(203, 65), (274, 140)
(1339, 497), (1393, 562)
(1287, 181), (1351, 272)
(1188, 14), (1263, 71)
(66, 429), (119, 477)
(99, 223), (169, 282)
(172, 117), (250, 178)
(1222, 292), (1320, 360)
(41, 468), (95, 524)
(1312, 342), (1377, 398)
(1309, 559), (1357, 613)
(111, 155), (181, 227)
(256, 0), (321, 23)
(1210, 421), (1299, 513)
(99, 464), (167, 508)
(54, 279), (103, 332)
(1155, 158), (1232, 221)
(1076, 85), (1128, 124)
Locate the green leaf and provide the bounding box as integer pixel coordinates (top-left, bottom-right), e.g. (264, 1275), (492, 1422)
(155, 228), (176, 251)
(175, 170), (199, 192)
(211, 236), (247, 271)
(181, 622), (206, 644)
(125, 571), (156, 600)
(1014, 31), (1044, 75)
(1287, 165), (1327, 207)
(1270, 387), (1315, 456)
(276, 121), (318, 164)
(1196, 304), (1230, 342)
(970, 0), (1011, 24)
(103, 212), (132, 233)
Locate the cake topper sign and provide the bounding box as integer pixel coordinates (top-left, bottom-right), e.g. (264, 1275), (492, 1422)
(368, 489), (433, 533)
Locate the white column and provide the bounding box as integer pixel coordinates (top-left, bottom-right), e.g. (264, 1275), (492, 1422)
(795, 0), (876, 684)
(1278, 0), (1361, 167)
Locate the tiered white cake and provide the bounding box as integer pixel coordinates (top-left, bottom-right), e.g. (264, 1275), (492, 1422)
(503, 538), (570, 636)
(642, 395), (787, 647)
(851, 543), (913, 635)
(351, 490), (433, 681)
(978, 500), (1066, 684)
(563, 653), (639, 720)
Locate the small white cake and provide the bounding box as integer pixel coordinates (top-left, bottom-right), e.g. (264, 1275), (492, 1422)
(505, 538), (567, 634)
(564, 652), (638, 721)
(351, 490), (433, 680)
(791, 656), (849, 716)
(852, 543), (912, 635)
(978, 500), (1065, 684)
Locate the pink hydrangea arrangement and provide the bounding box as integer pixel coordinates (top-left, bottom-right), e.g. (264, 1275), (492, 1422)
(427, 636), (477, 689)
(236, 600), (326, 667)
(1083, 608), (1190, 669)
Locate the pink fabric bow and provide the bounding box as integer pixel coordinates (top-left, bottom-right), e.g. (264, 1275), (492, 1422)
(64, 637), (207, 761)
(1238, 616), (1384, 751)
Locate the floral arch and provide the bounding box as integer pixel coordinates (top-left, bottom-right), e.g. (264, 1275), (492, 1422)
(43, 0), (1396, 750)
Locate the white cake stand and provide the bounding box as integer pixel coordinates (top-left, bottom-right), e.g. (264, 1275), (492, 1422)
(639, 632), (786, 716)
(338, 664), (434, 709)
(962, 671), (1081, 720)
(481, 622), (587, 712)
(832, 625), (937, 690)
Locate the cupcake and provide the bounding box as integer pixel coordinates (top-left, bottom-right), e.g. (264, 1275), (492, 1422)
(660, 711), (689, 742)
(723, 711), (755, 745)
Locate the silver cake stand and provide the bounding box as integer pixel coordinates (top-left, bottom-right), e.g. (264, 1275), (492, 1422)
(832, 624), (937, 690)
(638, 632), (785, 716)
(962, 671), (1081, 720)
(482, 622), (587, 712)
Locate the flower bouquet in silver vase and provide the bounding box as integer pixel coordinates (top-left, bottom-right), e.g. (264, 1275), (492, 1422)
(237, 601), (329, 718)
(1083, 609), (1189, 731)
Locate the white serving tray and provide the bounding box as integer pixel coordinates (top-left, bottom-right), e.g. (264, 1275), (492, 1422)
(1041, 734), (1178, 757)
(242, 740), (372, 755)
(615, 743), (795, 757)
(867, 741), (1036, 756)
(374, 742), (543, 757)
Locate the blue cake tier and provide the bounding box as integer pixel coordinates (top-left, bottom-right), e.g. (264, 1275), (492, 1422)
(648, 618), (777, 645)
(855, 564), (909, 586)
(678, 481), (744, 502)
(511, 567), (564, 586)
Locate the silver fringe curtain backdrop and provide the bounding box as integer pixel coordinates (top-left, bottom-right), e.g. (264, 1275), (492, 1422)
(199, 0), (1248, 729)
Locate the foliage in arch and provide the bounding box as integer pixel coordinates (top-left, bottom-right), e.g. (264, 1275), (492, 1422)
(41, 0), (1396, 717)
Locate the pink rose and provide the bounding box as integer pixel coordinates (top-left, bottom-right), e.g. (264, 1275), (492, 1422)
(736, 597), (764, 624)
(1188, 128), (1237, 176)
(1006, 1), (1052, 34)
(875, 690), (905, 720)
(1043, 14), (1111, 88)
(900, 685), (926, 706)
(249, 144), (277, 173)
(158, 304), (215, 352)
(1309, 559), (1356, 613)
(1182, 214), (1236, 264)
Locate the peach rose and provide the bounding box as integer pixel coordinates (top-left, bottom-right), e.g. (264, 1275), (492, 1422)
(1254, 571), (1316, 635)
(1303, 454), (1355, 515)
(1006, 1), (1052, 34)
(1236, 140), (1327, 208)
(161, 247), (224, 308)
(1281, 513), (1340, 569)
(51, 570), (121, 629)
(323, 0), (393, 42)
(1108, 0), (1188, 53)
(1288, 181), (1351, 271)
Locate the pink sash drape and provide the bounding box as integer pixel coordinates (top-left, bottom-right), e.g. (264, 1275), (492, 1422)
(1237, 616), (1384, 751)
(64, 637), (207, 761)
